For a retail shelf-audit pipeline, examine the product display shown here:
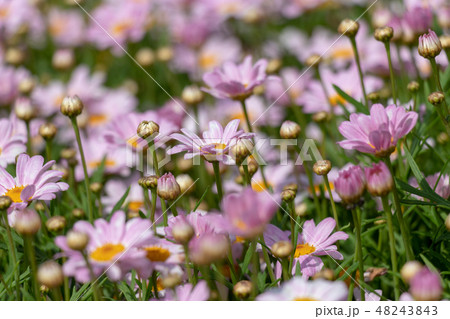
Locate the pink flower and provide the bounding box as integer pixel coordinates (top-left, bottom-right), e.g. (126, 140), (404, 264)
(338, 104), (418, 157)
(140, 236), (184, 276)
(165, 211), (227, 240)
(0, 118), (26, 168)
(0, 154), (69, 212)
(364, 162), (393, 197)
(222, 187), (278, 239)
(167, 119), (253, 164)
(334, 165), (366, 204)
(256, 277), (348, 301)
(48, 9), (85, 47)
(202, 56), (267, 101)
(418, 29), (442, 59)
(410, 267), (443, 301)
(409, 173), (450, 199)
(55, 211), (153, 283)
(159, 281), (210, 301)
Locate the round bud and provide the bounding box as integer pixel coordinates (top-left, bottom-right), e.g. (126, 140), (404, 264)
(445, 214), (450, 231)
(418, 30), (442, 59)
(266, 58), (282, 74)
(295, 202), (308, 217)
(281, 189), (296, 202)
(367, 91), (380, 102)
(271, 240), (293, 259)
(312, 268), (335, 281)
(176, 174), (195, 194)
(401, 261), (423, 283)
(40, 285), (49, 293)
(280, 121), (301, 139)
(407, 81), (420, 93)
(52, 49), (75, 70)
(89, 182), (103, 194)
(60, 95), (84, 118)
(14, 209), (41, 236)
(138, 175), (158, 189)
(312, 111), (331, 123)
(428, 92), (445, 106)
(338, 19), (359, 37)
(374, 26), (394, 42)
(313, 160), (332, 176)
(239, 156), (258, 178)
(374, 218), (386, 225)
(437, 132), (449, 145)
(14, 97), (35, 121)
(61, 148), (77, 160)
(66, 230), (89, 251)
(72, 208), (85, 219)
(5, 47), (25, 65)
(45, 216), (66, 233)
(230, 139), (254, 165)
(172, 222), (195, 244)
(283, 183), (298, 193)
(18, 78), (35, 95)
(135, 48), (155, 67)
(0, 196), (12, 210)
(39, 123), (57, 141)
(305, 54), (322, 67)
(181, 85), (204, 105)
(157, 173), (181, 201)
(34, 202), (45, 212)
(137, 120), (159, 139)
(37, 261), (64, 289)
(440, 35), (450, 50)
(233, 280), (253, 299)
(161, 273), (182, 290)
(156, 46), (174, 62)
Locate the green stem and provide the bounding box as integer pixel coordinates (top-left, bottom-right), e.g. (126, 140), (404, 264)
(259, 235), (276, 283)
(350, 37), (368, 108)
(45, 140), (52, 161)
(250, 240), (259, 299)
(70, 118), (94, 223)
(430, 58), (449, 115)
(24, 236), (39, 300)
(170, 202), (179, 217)
(160, 198), (168, 227)
(2, 210), (20, 299)
(385, 42), (397, 104)
(323, 175), (340, 229)
(288, 201), (297, 275)
(381, 196), (400, 300)
(149, 140), (160, 177)
(150, 189), (157, 231)
(62, 257), (70, 301)
(240, 100), (253, 133)
(152, 271), (159, 299)
(212, 161), (223, 203)
(183, 244), (194, 284)
(242, 164), (251, 186)
(81, 252), (100, 301)
(25, 121), (32, 155)
(352, 208), (365, 301)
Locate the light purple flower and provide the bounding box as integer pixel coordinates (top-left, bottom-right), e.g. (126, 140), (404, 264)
(418, 29), (442, 59)
(338, 104), (418, 157)
(364, 162), (393, 197)
(409, 173), (450, 200)
(202, 56), (267, 101)
(410, 267), (443, 301)
(334, 165), (366, 204)
(48, 9), (85, 47)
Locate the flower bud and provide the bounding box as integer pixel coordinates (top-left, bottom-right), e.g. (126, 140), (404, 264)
(135, 48), (155, 67)
(181, 85), (204, 105)
(61, 148), (77, 160)
(14, 209), (41, 236)
(233, 280), (253, 299)
(313, 268), (335, 281)
(335, 165), (366, 204)
(171, 220), (195, 244)
(230, 139), (254, 165)
(428, 92), (445, 106)
(305, 54), (322, 67)
(137, 120), (159, 139)
(45, 216), (66, 233)
(139, 175), (158, 189)
(18, 78), (35, 95)
(410, 267), (442, 301)
(313, 160), (332, 176)
(437, 132), (449, 145)
(161, 273), (182, 290)
(407, 81), (420, 93)
(266, 58), (282, 74)
(72, 208), (85, 219)
(66, 230), (89, 251)
(37, 261), (64, 289)
(89, 182), (103, 194)
(14, 97), (35, 121)
(418, 29), (442, 59)
(156, 46), (174, 62)
(283, 183), (298, 193)
(176, 174), (195, 194)
(157, 173), (181, 201)
(338, 19), (359, 37)
(312, 111), (331, 123)
(0, 196), (12, 210)
(445, 213), (450, 231)
(364, 162), (393, 197)
(39, 123), (57, 141)
(401, 261), (423, 283)
(52, 49), (75, 70)
(60, 95), (84, 118)
(190, 233), (230, 265)
(281, 189), (296, 202)
(271, 240), (293, 259)
(239, 156), (258, 177)
(5, 47), (25, 65)
(280, 120), (301, 139)
(367, 92), (380, 102)
(374, 26), (394, 42)
(295, 202), (308, 217)
(34, 202), (45, 212)
(440, 35), (450, 50)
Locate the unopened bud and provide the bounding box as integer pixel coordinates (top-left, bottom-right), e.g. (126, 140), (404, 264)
(338, 19), (359, 37)
(428, 92), (445, 106)
(233, 280), (253, 299)
(18, 78), (35, 95)
(0, 196), (12, 210)
(39, 123), (57, 141)
(137, 120), (159, 139)
(172, 221), (195, 244)
(367, 92), (380, 102)
(52, 49), (75, 70)
(281, 189), (296, 202)
(37, 261), (64, 289)
(15, 97), (35, 121)
(440, 35), (450, 50)
(374, 26), (394, 42)
(266, 58), (282, 74)
(280, 121), (301, 139)
(418, 30), (442, 59)
(312, 111), (331, 123)
(156, 46), (174, 62)
(139, 175), (158, 189)
(45, 216), (66, 233)
(90, 182), (103, 194)
(239, 156), (258, 178)
(157, 173), (181, 201)
(313, 268), (335, 281)
(407, 81), (420, 93)
(161, 273), (182, 290)
(283, 183), (298, 193)
(437, 132), (449, 145)
(271, 241), (293, 259)
(230, 139), (254, 165)
(176, 174), (195, 194)
(135, 48), (155, 67)
(66, 230), (89, 251)
(181, 85), (204, 105)
(14, 209), (41, 236)
(401, 261), (423, 283)
(305, 54), (322, 67)
(313, 160), (331, 176)
(60, 96), (83, 118)
(72, 208), (85, 219)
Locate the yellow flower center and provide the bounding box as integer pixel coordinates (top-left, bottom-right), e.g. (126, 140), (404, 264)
(144, 246), (171, 262)
(4, 185), (27, 203)
(251, 181), (273, 193)
(293, 297), (318, 301)
(331, 47), (353, 59)
(294, 243), (316, 258)
(198, 53), (218, 69)
(128, 201), (143, 212)
(127, 136), (140, 149)
(49, 19), (64, 36)
(0, 8), (9, 19)
(88, 114), (108, 126)
(90, 243), (125, 262)
(112, 20), (132, 36)
(200, 143), (227, 155)
(329, 94), (347, 107)
(233, 219), (247, 230)
(88, 159), (116, 169)
(234, 236), (246, 244)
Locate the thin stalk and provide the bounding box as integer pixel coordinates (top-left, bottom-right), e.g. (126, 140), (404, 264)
(62, 257), (70, 301)
(227, 250), (238, 285)
(430, 58), (449, 115)
(25, 121), (32, 155)
(323, 174), (339, 229)
(259, 235), (276, 283)
(2, 210), (20, 299)
(383, 158), (414, 260)
(24, 236), (39, 300)
(160, 198), (168, 227)
(281, 259), (290, 282)
(381, 196), (400, 300)
(150, 189), (157, 231)
(240, 100), (253, 133)
(183, 244), (194, 284)
(384, 42), (397, 104)
(170, 202), (179, 217)
(288, 201), (297, 274)
(212, 161), (223, 203)
(250, 240), (259, 299)
(242, 164), (251, 186)
(45, 140), (52, 161)
(352, 208), (365, 301)
(81, 252), (100, 301)
(350, 37), (368, 108)
(70, 118), (94, 223)
(152, 271), (159, 299)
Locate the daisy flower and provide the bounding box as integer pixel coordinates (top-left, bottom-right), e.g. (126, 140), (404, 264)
(0, 154), (69, 212)
(256, 277), (348, 301)
(167, 119), (253, 164)
(55, 211), (153, 283)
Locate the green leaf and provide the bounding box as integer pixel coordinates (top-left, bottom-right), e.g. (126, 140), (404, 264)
(110, 186), (131, 215)
(332, 84), (367, 114)
(193, 186), (210, 212)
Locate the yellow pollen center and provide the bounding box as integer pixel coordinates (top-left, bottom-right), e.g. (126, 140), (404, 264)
(251, 181), (273, 193)
(88, 159), (116, 169)
(293, 297), (318, 301)
(90, 243), (125, 262)
(88, 114), (108, 126)
(331, 47), (353, 59)
(127, 136), (140, 149)
(144, 246), (171, 262)
(233, 220), (247, 230)
(128, 201), (143, 212)
(294, 243), (316, 258)
(112, 21), (132, 36)
(329, 94), (347, 107)
(234, 236), (246, 243)
(4, 185), (27, 203)
(199, 54), (218, 69)
(49, 19), (65, 36)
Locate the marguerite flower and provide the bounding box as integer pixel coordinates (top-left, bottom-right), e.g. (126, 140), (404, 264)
(167, 119), (253, 164)
(0, 154), (69, 211)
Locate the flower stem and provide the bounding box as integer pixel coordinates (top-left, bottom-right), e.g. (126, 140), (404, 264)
(323, 174), (339, 229)
(350, 37), (368, 108)
(384, 42), (397, 105)
(2, 210), (20, 299)
(242, 164), (251, 186)
(352, 208), (364, 301)
(288, 201), (297, 275)
(240, 100), (253, 133)
(183, 244), (194, 284)
(25, 120), (32, 155)
(381, 196), (400, 300)
(150, 189), (157, 231)
(259, 235), (276, 283)
(148, 140), (160, 176)
(212, 161), (223, 203)
(62, 257), (70, 301)
(250, 239), (259, 299)
(45, 140), (52, 161)
(160, 198), (168, 227)
(430, 58), (449, 118)
(70, 118), (94, 223)
(81, 252), (100, 301)
(24, 235), (39, 300)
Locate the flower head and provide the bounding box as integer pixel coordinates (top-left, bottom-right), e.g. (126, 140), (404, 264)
(157, 173), (181, 201)
(334, 165), (366, 204)
(410, 267), (442, 301)
(202, 56), (267, 101)
(338, 104), (418, 157)
(418, 29), (442, 59)
(167, 119), (253, 164)
(364, 162), (393, 197)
